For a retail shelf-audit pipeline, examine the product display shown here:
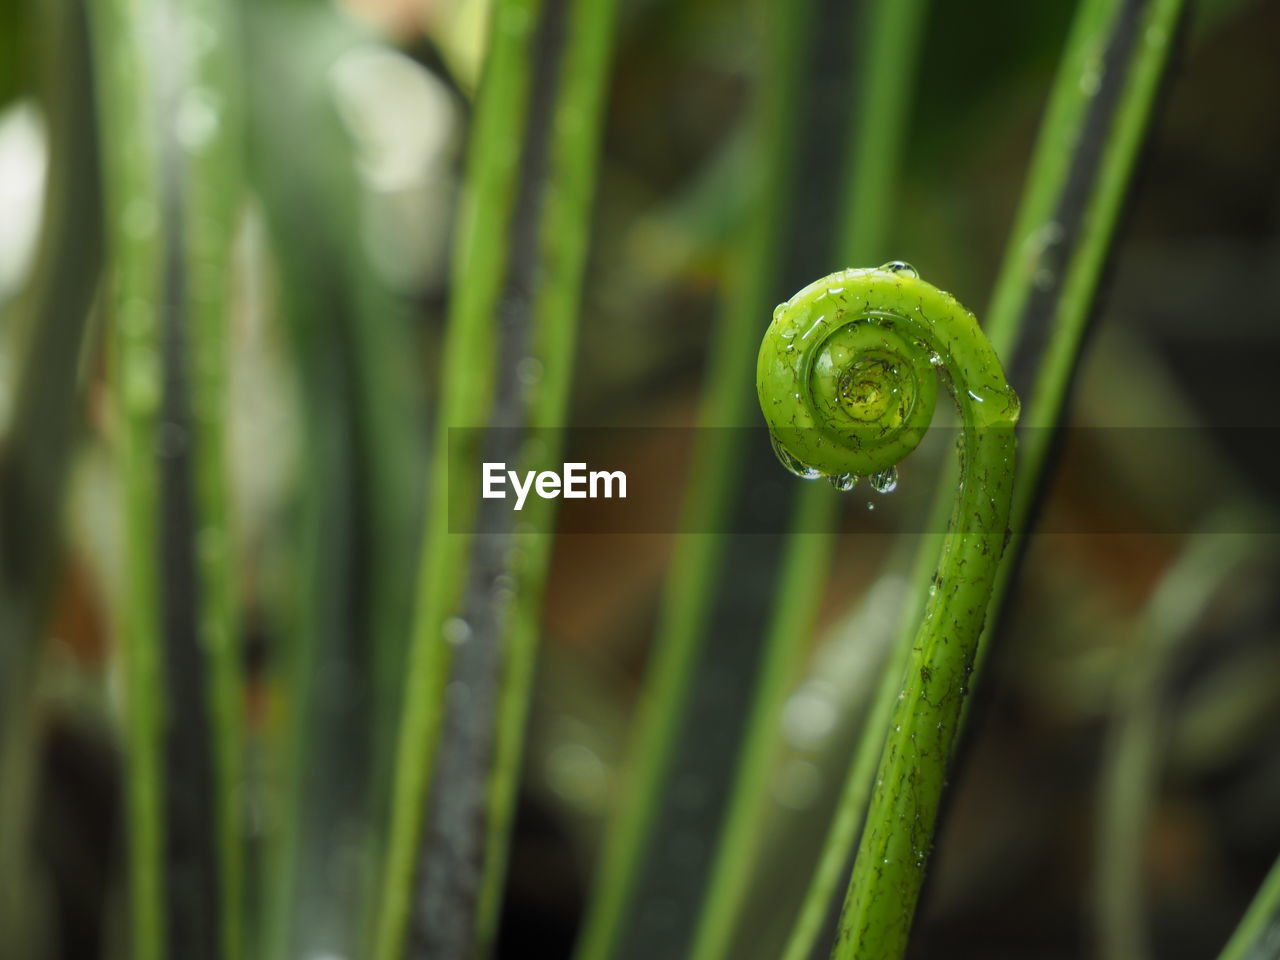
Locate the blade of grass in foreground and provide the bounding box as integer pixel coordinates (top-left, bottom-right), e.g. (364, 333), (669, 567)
(786, 0), (1190, 957)
(574, 2), (925, 959)
(243, 7), (424, 958)
(0, 0), (102, 948)
(87, 0), (168, 952)
(474, 0), (618, 950)
(89, 0), (246, 955)
(181, 0), (247, 955)
(373, 0), (616, 956)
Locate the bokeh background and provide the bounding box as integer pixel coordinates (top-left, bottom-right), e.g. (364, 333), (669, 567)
(1, 0), (1279, 958)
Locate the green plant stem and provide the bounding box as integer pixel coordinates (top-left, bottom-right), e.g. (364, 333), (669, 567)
(475, 0), (618, 949)
(781, 1), (1188, 956)
(779, 525), (941, 960)
(374, 0), (616, 954)
(569, 4), (812, 957)
(759, 269), (1019, 960)
(87, 0), (167, 953)
(242, 8), (424, 958)
(1096, 521), (1260, 960)
(89, 0), (245, 955)
(373, 0), (540, 950)
(1219, 852), (1280, 960)
(180, 1), (246, 956)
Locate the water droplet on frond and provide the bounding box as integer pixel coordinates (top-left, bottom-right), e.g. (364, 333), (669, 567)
(828, 473), (858, 492)
(869, 465), (899, 494)
(770, 433), (821, 480)
(880, 260), (919, 279)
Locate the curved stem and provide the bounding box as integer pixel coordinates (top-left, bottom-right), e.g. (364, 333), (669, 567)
(832, 436), (1013, 959)
(759, 268), (1017, 960)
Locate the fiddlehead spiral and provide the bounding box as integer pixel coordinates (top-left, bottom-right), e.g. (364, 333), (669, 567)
(757, 262), (1019, 486)
(757, 263), (1020, 960)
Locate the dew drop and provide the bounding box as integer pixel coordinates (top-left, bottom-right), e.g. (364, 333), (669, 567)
(880, 260), (919, 279)
(517, 356), (543, 387)
(769, 433), (822, 480)
(175, 87), (222, 152)
(442, 617), (472, 646)
(828, 472), (858, 492)
(865, 500), (876, 511)
(869, 465), (899, 494)
(1079, 65), (1102, 96)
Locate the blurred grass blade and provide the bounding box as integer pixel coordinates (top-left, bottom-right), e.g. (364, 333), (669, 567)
(474, 0), (618, 950)
(242, 8), (424, 959)
(373, 0), (617, 956)
(573, 2), (925, 959)
(970, 0), (1189, 703)
(571, 4), (811, 955)
(88, 0), (168, 953)
(1219, 852), (1280, 960)
(181, 0), (247, 955)
(0, 0), (102, 948)
(1095, 519), (1263, 960)
(88, 0), (246, 956)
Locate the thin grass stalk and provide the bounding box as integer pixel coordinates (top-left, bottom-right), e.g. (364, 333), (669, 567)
(473, 0), (618, 950)
(89, 0), (246, 955)
(375, 8), (541, 942)
(569, 4), (813, 956)
(968, 0), (1188, 708)
(1219, 852), (1280, 960)
(241, 8), (424, 958)
(685, 3), (928, 959)
(368, 0), (622, 957)
(1095, 521), (1261, 960)
(86, 0), (168, 952)
(0, 0), (102, 948)
(178, 0), (246, 955)
(779, 0), (1189, 956)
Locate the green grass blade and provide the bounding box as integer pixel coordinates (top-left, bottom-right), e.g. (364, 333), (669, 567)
(179, 0), (246, 956)
(374, 0), (616, 955)
(373, 2), (540, 952)
(1219, 852), (1280, 960)
(975, 0), (1190, 717)
(570, 4), (812, 957)
(474, 0), (619, 950)
(242, 8), (425, 959)
(1095, 521), (1261, 960)
(87, 0), (169, 953)
(89, 0), (246, 955)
